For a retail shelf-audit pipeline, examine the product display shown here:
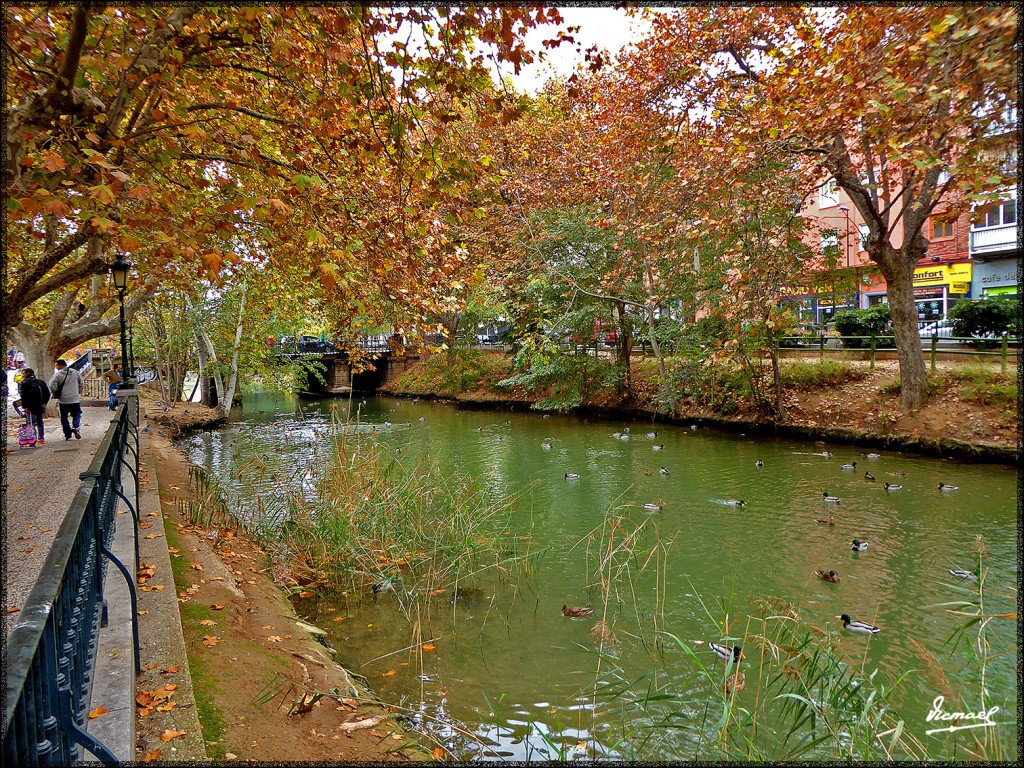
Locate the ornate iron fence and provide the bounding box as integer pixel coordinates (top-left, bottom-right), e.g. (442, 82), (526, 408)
(3, 395), (141, 764)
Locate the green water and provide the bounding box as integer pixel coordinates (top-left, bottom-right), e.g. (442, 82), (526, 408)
(180, 393), (1019, 761)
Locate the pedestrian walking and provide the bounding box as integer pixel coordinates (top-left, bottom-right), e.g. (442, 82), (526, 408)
(103, 363), (122, 410)
(49, 359), (84, 441)
(16, 368), (51, 444)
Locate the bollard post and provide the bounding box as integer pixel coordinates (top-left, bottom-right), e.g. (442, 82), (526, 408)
(930, 334), (937, 372)
(1001, 332), (1008, 374)
(870, 334), (876, 370)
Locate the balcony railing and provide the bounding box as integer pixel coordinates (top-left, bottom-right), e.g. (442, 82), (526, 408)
(969, 223), (1018, 255)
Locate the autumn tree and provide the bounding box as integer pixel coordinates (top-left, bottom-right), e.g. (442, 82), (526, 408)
(626, 5), (1018, 410)
(4, 5), (569, 359)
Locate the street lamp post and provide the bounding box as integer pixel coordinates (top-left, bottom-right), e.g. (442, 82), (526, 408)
(838, 205), (857, 310)
(110, 256), (134, 389)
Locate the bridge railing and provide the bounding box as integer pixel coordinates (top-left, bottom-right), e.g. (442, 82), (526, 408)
(3, 395), (141, 765)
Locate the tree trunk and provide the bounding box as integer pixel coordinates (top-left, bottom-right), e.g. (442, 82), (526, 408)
(219, 283), (248, 416)
(611, 300), (632, 399)
(769, 338), (786, 420)
(879, 252), (929, 411)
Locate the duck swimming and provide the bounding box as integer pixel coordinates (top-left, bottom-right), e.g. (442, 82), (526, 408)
(652, 444), (665, 451)
(646, 432), (658, 439)
(561, 604), (593, 618)
(709, 643), (743, 663)
(755, 459), (764, 468)
(938, 482), (958, 492)
(724, 671), (746, 694)
(641, 502), (664, 511)
(823, 492), (841, 504)
(816, 516), (835, 525)
(565, 473), (580, 480)
(949, 567), (979, 579)
(724, 499), (745, 507)
(863, 452), (881, 459)
(840, 613), (880, 634)
(815, 569), (841, 583)
(660, 467), (670, 475)
(851, 539), (869, 551)
(884, 482), (902, 491)
(864, 471), (875, 481)
(840, 461), (857, 470)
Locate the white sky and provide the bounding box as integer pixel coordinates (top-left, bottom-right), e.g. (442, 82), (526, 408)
(503, 6), (651, 93)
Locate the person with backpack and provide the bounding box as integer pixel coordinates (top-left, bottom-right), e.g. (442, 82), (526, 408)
(17, 367), (51, 444)
(49, 359), (84, 441)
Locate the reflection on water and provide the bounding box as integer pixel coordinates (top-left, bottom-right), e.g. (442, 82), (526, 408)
(180, 392), (1019, 761)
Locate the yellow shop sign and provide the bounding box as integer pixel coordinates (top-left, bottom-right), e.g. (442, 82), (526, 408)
(913, 263), (972, 287)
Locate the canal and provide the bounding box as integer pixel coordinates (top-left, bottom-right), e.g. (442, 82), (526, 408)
(179, 393), (1019, 761)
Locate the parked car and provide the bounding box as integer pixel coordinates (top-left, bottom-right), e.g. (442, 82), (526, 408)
(918, 319), (953, 338)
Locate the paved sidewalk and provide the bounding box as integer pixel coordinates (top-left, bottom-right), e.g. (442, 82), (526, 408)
(3, 403), (120, 635)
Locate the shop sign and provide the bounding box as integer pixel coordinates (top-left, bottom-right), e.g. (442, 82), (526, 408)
(949, 282), (970, 294)
(912, 263), (972, 287)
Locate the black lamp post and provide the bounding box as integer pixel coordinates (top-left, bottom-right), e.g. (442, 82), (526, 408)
(838, 205), (857, 309)
(110, 255), (133, 389)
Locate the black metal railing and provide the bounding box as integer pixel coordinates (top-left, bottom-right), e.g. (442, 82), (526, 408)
(3, 395), (141, 765)
(68, 350), (92, 377)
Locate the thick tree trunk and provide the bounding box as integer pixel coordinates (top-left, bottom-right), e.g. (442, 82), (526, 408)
(879, 253), (929, 411)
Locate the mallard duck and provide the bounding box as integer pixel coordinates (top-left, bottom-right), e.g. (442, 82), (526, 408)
(565, 473), (580, 480)
(618, 433), (630, 441)
(541, 441), (552, 450)
(724, 499), (745, 507)
(840, 461), (857, 470)
(864, 471), (875, 481)
(815, 516), (835, 525)
(823, 492), (841, 504)
(418, 416), (426, 423)
(839, 613), (880, 634)
(815, 451), (833, 458)
(641, 502), (664, 511)
(949, 567), (979, 579)
(646, 431), (658, 439)
(755, 459), (764, 468)
(652, 444), (664, 451)
(659, 467), (670, 475)
(863, 452), (881, 459)
(851, 539), (869, 551)
(561, 604), (593, 618)
(724, 671), (746, 694)
(884, 482), (902, 491)
(815, 569), (841, 583)
(643, 469), (652, 477)
(709, 643), (743, 663)
(938, 482), (958, 492)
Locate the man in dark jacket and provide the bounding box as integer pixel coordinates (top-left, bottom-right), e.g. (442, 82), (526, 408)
(18, 368), (51, 444)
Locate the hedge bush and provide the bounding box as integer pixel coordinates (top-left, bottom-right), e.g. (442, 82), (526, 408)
(832, 305), (894, 348)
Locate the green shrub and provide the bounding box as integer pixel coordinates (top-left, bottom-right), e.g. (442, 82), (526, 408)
(497, 350), (620, 410)
(780, 359), (867, 390)
(948, 298), (1019, 347)
(832, 306), (894, 348)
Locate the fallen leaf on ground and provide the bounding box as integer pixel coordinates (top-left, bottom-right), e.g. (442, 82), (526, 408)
(199, 620), (216, 627)
(159, 729), (186, 742)
(145, 662), (158, 670)
(422, 642), (436, 651)
(4, 607), (19, 615)
(432, 747), (446, 759)
(382, 669), (396, 676)
(202, 635), (222, 647)
(162, 664), (181, 674)
(141, 749), (162, 762)
(137, 610), (149, 616)
(210, 604), (224, 610)
(156, 702), (177, 712)
(141, 585), (164, 592)
(88, 706), (108, 719)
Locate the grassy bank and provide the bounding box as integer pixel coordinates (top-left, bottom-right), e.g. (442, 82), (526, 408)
(380, 350), (1018, 463)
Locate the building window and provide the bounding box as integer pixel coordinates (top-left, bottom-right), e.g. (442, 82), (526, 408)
(858, 224), (870, 250)
(821, 230), (839, 256)
(819, 178), (839, 209)
(975, 198), (1017, 229)
(931, 219), (954, 240)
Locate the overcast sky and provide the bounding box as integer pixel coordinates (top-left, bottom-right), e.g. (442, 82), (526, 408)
(503, 6), (651, 93)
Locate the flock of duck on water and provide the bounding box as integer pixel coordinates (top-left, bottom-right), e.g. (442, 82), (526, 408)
(554, 431), (972, 695)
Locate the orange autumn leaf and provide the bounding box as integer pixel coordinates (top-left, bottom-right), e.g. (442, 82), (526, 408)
(141, 749), (162, 762)
(159, 729), (186, 742)
(201, 635), (222, 647)
(156, 702), (177, 713)
(88, 706), (109, 719)
(432, 747), (446, 759)
(421, 642), (436, 652)
(162, 664), (181, 674)
(381, 669), (397, 677)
